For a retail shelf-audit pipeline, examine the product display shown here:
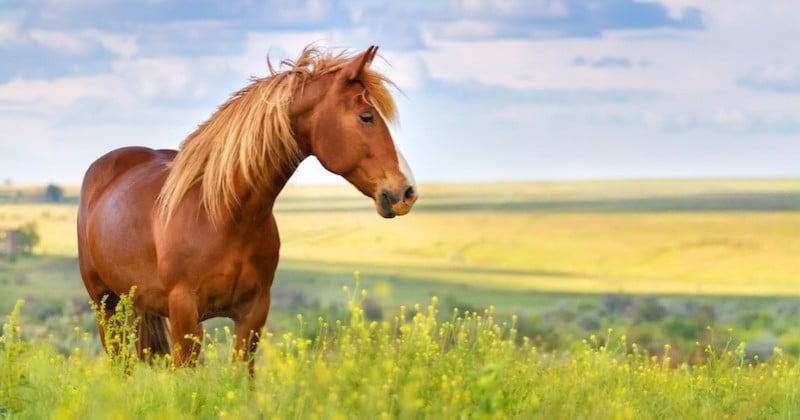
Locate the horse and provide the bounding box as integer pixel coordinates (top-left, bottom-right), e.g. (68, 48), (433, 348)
(76, 45), (418, 371)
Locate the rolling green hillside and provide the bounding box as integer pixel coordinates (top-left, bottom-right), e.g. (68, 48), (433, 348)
(2, 179), (799, 358)
(2, 180), (800, 418)
(2, 179), (799, 309)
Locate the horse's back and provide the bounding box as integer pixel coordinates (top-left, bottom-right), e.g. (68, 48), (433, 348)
(78, 146), (175, 237)
(80, 147), (175, 209)
(78, 147), (176, 306)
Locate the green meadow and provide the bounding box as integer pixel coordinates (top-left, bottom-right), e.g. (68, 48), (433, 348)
(2, 179), (799, 310)
(2, 179), (800, 417)
(277, 180), (800, 296)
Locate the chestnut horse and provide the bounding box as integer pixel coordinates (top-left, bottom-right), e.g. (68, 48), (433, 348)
(77, 45), (417, 370)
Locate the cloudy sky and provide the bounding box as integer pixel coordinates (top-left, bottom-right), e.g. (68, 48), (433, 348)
(1, 0), (798, 185)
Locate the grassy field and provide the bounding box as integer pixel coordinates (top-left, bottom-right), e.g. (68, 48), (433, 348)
(2, 179), (800, 318)
(2, 294), (799, 418)
(278, 179), (800, 296)
(2, 179), (800, 309)
(2, 179), (800, 417)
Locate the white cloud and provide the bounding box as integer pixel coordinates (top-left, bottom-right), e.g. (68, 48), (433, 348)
(435, 19), (502, 40)
(432, 0), (568, 40)
(0, 30), (335, 113)
(634, 0), (703, 20)
(0, 75), (124, 107)
(0, 20), (19, 45)
(239, 31), (329, 76)
(29, 30), (90, 55)
(88, 30), (139, 58)
(418, 1), (800, 135)
(0, 53), (234, 112)
(639, 0), (797, 25)
(0, 114), (59, 156)
(0, 109), (210, 184)
(377, 52), (427, 91)
(270, 0), (336, 23)
(713, 109), (747, 129)
(737, 63), (800, 93)
(28, 29), (139, 57)
(419, 31), (686, 92)
(642, 111), (665, 128)
(452, 0), (568, 17)
(0, 66), (198, 112)
(112, 56), (229, 100)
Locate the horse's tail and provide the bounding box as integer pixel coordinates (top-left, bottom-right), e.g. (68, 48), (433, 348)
(135, 308), (171, 361)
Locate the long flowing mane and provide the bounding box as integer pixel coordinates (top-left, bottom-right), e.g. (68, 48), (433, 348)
(157, 45), (398, 227)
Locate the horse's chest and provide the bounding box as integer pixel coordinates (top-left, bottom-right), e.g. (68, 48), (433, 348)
(162, 229), (279, 320)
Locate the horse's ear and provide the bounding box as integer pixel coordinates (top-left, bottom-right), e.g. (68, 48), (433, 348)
(340, 45), (378, 82)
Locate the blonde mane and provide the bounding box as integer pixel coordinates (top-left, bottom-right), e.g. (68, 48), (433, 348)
(157, 46), (398, 227)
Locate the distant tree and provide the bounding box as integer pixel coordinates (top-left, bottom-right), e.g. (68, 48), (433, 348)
(16, 222), (40, 254)
(2, 178), (10, 186)
(44, 184), (64, 202)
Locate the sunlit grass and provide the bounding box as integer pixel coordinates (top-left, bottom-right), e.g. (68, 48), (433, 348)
(276, 209), (800, 295)
(2, 290), (799, 418)
(3, 180), (799, 416)
(2, 179), (799, 295)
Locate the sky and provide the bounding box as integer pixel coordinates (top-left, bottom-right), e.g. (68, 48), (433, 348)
(0, 0), (798, 185)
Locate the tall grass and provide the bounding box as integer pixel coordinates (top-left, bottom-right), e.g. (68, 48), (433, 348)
(1, 288), (798, 419)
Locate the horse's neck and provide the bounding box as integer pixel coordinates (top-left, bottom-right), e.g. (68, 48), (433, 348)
(225, 78), (334, 224)
(233, 75), (334, 224)
(232, 156), (302, 224)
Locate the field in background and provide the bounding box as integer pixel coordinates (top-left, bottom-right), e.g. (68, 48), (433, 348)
(2, 178), (800, 303)
(2, 179), (800, 359)
(279, 178), (800, 296)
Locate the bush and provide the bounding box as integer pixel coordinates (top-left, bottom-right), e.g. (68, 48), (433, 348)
(16, 222), (40, 255)
(43, 184), (63, 202)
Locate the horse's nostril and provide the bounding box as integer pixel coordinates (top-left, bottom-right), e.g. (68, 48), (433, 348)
(380, 189), (393, 206)
(404, 186), (415, 200)
(378, 189), (395, 218)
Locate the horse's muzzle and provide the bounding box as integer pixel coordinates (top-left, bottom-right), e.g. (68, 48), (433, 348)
(377, 185), (417, 218)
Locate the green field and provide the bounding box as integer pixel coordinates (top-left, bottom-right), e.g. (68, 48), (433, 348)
(2, 179), (800, 417)
(2, 179), (800, 331)
(277, 182), (800, 296)
(4, 179), (799, 295)
(3, 295), (799, 418)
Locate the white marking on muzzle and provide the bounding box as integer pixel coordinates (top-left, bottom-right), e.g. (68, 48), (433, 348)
(383, 117), (416, 197)
(395, 146), (416, 190)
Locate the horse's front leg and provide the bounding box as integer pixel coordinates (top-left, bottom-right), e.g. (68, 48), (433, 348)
(168, 287), (203, 367)
(233, 291), (271, 376)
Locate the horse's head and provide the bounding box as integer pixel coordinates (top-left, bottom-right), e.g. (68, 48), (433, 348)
(293, 46), (417, 218)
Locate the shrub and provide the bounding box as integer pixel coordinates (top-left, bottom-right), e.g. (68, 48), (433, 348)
(15, 222), (40, 255)
(43, 184), (63, 203)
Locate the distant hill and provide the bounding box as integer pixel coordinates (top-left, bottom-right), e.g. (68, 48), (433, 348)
(0, 184), (80, 204)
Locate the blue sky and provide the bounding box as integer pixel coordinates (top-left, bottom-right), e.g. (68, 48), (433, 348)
(1, 0), (798, 184)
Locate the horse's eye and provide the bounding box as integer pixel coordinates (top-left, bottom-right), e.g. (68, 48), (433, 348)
(359, 112), (374, 125)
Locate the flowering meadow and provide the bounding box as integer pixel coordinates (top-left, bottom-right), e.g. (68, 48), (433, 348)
(1, 289), (798, 419)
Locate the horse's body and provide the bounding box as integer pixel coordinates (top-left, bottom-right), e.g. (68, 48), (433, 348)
(77, 46), (417, 369)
